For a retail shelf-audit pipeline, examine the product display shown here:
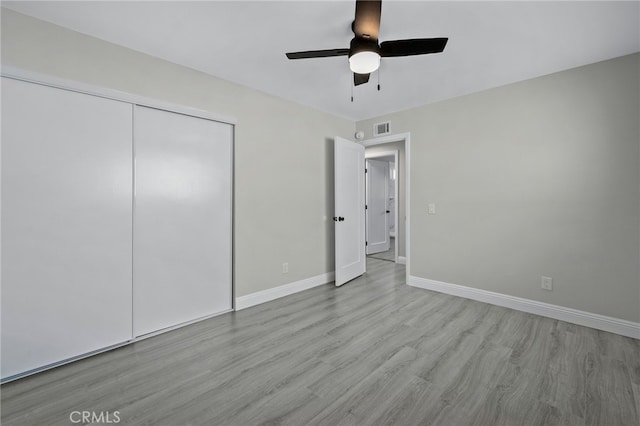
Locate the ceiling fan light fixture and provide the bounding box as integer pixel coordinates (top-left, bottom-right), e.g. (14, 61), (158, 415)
(348, 37), (381, 74)
(349, 51), (380, 73)
(285, 1), (448, 86)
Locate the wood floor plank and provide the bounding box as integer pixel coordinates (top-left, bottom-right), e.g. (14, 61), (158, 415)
(2, 258), (638, 425)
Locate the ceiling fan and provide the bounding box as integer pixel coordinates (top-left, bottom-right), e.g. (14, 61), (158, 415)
(285, 0), (448, 86)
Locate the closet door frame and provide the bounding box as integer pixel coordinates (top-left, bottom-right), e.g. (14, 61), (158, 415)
(1, 66), (237, 126)
(1, 66), (236, 382)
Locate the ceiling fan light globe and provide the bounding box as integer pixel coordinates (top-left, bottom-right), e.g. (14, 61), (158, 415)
(349, 51), (380, 74)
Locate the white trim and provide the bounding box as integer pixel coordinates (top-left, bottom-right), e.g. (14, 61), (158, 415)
(392, 152), (399, 263)
(361, 132), (411, 147)
(235, 272), (335, 310)
(361, 132), (410, 280)
(397, 256), (407, 265)
(408, 276), (640, 339)
(1, 66), (237, 125)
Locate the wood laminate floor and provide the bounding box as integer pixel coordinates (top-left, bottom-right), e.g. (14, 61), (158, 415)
(2, 258), (639, 425)
(367, 237), (396, 262)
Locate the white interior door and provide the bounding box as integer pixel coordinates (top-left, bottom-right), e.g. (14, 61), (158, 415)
(334, 137), (366, 286)
(133, 106), (233, 337)
(1, 78), (133, 379)
(366, 159), (390, 254)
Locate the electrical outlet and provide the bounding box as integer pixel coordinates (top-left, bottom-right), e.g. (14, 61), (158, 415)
(541, 276), (553, 291)
(282, 263), (289, 274)
(428, 203), (436, 215)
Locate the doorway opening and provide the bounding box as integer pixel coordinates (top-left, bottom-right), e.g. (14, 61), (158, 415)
(333, 132), (410, 287)
(365, 151), (397, 263)
(362, 132), (410, 282)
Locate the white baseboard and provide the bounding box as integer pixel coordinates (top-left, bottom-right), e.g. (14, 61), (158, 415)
(408, 276), (640, 339)
(397, 256), (407, 265)
(236, 272), (335, 310)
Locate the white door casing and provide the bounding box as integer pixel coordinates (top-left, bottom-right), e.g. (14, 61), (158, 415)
(334, 137), (366, 286)
(362, 133), (410, 277)
(365, 159), (390, 255)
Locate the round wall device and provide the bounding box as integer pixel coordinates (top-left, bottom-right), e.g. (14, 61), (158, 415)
(355, 131), (365, 140)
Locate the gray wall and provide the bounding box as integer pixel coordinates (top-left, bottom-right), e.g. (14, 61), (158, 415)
(357, 54), (640, 322)
(1, 9), (354, 298)
(3, 9), (638, 323)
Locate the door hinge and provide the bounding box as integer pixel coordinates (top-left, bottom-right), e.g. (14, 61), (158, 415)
(365, 168), (368, 173)
(366, 241), (368, 246)
(365, 205), (368, 210)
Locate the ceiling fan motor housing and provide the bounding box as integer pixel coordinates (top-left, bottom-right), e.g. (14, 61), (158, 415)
(349, 37), (380, 58)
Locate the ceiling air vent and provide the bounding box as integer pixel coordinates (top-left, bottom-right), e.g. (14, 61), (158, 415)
(373, 121), (390, 136)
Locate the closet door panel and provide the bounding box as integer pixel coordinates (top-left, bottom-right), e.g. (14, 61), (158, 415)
(1, 78), (133, 379)
(133, 106), (232, 337)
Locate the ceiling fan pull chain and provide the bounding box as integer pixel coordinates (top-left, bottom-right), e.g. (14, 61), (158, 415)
(351, 81), (354, 102)
(378, 67), (381, 91)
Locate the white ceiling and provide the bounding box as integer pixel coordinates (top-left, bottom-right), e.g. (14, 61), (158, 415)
(4, 1), (639, 121)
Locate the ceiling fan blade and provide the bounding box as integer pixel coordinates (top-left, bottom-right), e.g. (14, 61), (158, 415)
(380, 38), (448, 57)
(354, 72), (370, 86)
(286, 48), (350, 60)
(353, 0), (381, 39)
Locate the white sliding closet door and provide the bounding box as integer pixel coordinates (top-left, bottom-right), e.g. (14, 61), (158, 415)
(1, 78), (133, 379)
(133, 106), (232, 337)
